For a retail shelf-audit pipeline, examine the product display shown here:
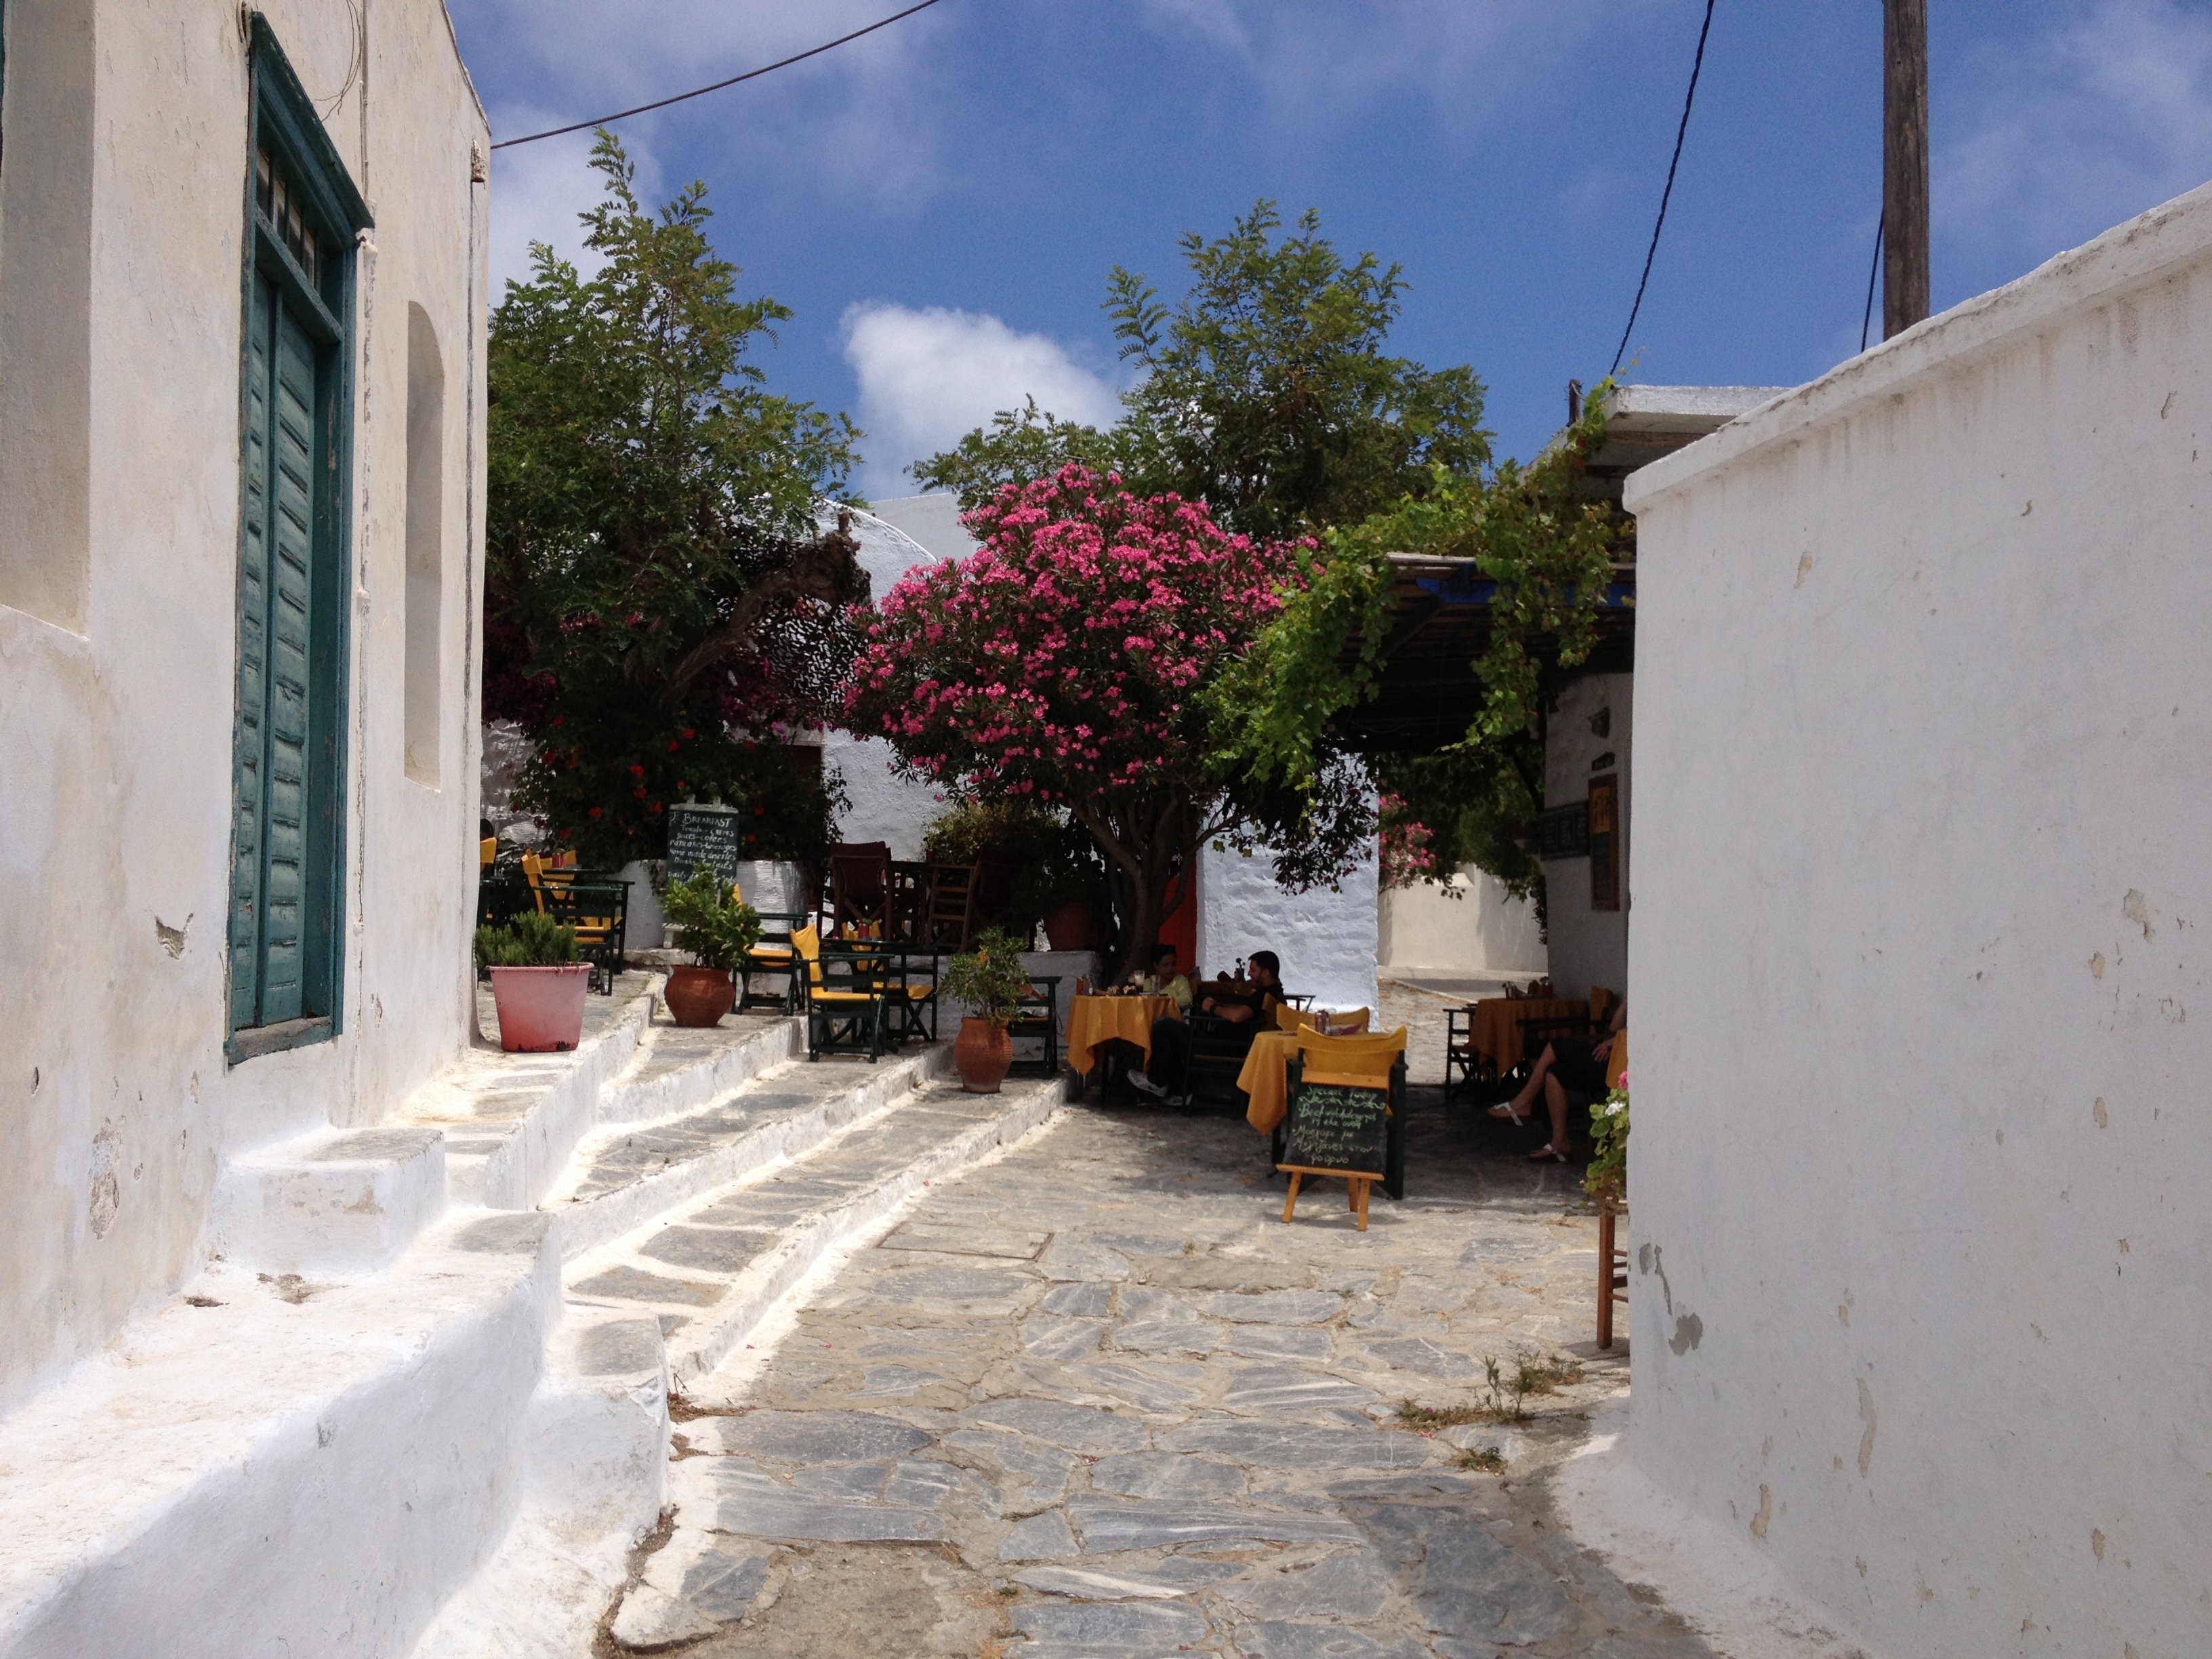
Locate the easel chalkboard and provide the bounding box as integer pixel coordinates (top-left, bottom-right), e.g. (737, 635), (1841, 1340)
(1277, 1061), (1394, 1231)
(665, 803), (742, 887)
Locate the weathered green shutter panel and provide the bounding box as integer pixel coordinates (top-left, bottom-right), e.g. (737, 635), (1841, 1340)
(229, 274), (320, 1027)
(229, 276), (274, 1029)
(258, 302), (318, 1021)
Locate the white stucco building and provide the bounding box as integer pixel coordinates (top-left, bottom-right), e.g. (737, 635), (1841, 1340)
(1597, 180), (2212, 1653)
(1, 1), (498, 1648)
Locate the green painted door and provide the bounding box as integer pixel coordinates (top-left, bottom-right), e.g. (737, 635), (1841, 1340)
(229, 272), (323, 1029)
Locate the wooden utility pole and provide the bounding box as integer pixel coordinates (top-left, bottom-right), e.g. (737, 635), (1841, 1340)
(1883, 0), (1929, 337)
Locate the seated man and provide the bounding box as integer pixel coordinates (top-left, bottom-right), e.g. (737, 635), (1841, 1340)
(1131, 950), (1281, 1107)
(1136, 942), (1193, 1012)
(1491, 997), (1626, 1162)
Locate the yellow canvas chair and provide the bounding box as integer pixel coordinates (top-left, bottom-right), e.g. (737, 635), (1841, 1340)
(792, 924), (888, 1061)
(520, 852), (628, 992)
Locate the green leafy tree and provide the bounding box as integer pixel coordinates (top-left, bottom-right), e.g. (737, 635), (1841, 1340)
(485, 134), (862, 866)
(914, 203), (1491, 543)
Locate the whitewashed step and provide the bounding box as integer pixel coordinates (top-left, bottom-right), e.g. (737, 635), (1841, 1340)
(569, 1073), (1069, 1391)
(0, 1211), (560, 1659)
(207, 1124), (447, 1273)
(544, 1044), (952, 1263)
(405, 1305), (668, 1659)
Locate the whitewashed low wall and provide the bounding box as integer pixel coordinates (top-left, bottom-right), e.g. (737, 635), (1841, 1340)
(1620, 180), (2212, 1657)
(1377, 869), (1546, 980)
(1197, 842), (1379, 1015)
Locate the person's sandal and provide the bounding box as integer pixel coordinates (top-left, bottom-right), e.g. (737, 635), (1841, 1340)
(1528, 1143), (1568, 1162)
(1486, 1103), (1529, 1124)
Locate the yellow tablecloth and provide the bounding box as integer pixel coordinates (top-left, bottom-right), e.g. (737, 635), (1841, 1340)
(1240, 1028), (1407, 1133)
(1462, 998), (1589, 1073)
(1067, 994), (1176, 1075)
(1237, 1031), (1305, 1133)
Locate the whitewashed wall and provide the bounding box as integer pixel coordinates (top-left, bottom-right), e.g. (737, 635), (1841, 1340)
(1197, 843), (1380, 1015)
(1620, 181), (2212, 1656)
(1376, 869), (1547, 979)
(0, 0), (487, 1408)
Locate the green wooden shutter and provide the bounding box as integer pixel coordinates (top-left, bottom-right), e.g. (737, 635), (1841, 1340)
(230, 276), (274, 1031)
(229, 275), (320, 1027)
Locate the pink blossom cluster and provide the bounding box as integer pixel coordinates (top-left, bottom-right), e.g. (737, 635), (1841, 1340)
(844, 466), (1303, 804)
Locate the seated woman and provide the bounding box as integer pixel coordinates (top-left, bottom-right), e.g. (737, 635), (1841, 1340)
(1135, 942), (1193, 1011)
(1131, 950), (1279, 1107)
(1490, 998), (1625, 1162)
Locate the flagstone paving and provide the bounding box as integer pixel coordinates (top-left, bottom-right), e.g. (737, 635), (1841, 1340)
(612, 1092), (1714, 1657)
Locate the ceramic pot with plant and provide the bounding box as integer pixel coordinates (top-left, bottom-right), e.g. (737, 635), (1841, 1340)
(657, 865), (762, 1028)
(476, 912), (591, 1052)
(939, 926), (1033, 1093)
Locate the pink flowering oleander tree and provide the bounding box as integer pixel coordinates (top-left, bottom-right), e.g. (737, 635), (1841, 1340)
(846, 466), (1372, 982)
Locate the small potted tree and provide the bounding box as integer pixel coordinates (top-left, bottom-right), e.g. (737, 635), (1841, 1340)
(939, 926), (1033, 1094)
(657, 865), (762, 1027)
(476, 912), (590, 1052)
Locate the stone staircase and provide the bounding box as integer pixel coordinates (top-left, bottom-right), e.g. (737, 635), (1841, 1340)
(0, 978), (1069, 1659)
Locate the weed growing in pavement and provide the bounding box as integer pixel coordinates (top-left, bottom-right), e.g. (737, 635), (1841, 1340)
(1458, 1446), (1507, 1473)
(1395, 1348), (1586, 1429)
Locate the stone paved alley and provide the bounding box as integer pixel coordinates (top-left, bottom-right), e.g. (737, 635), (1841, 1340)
(600, 1083), (1717, 1658)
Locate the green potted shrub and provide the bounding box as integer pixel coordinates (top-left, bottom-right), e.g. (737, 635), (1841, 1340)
(475, 912), (589, 1052)
(657, 865), (762, 1027)
(939, 926), (1033, 1093)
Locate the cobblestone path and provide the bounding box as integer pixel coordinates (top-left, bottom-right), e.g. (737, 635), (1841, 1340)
(618, 1094), (1709, 1658)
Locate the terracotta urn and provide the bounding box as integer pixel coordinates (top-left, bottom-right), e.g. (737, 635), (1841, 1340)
(1042, 901), (1095, 952)
(954, 1015), (1014, 1094)
(488, 964), (591, 1052)
(663, 965), (735, 1028)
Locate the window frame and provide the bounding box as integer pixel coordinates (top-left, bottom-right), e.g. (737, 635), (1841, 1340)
(225, 16), (372, 1064)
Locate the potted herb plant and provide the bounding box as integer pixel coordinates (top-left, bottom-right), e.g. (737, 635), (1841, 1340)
(475, 912), (590, 1052)
(939, 926), (1033, 1094)
(657, 865), (762, 1027)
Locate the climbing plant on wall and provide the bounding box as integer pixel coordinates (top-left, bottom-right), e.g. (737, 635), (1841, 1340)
(1212, 386), (1626, 904)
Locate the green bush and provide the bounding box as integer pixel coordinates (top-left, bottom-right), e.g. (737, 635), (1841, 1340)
(659, 865), (762, 970)
(939, 927), (1033, 1026)
(475, 910), (581, 970)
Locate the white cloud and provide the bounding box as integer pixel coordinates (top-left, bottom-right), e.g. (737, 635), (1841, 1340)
(1942, 0), (2212, 283)
(841, 303), (1126, 499)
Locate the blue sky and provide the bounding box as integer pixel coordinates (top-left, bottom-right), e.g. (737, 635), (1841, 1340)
(450, 0), (2212, 499)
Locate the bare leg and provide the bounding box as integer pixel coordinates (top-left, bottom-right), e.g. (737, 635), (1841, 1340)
(1492, 1043), (1557, 1122)
(1544, 1074), (1570, 1153)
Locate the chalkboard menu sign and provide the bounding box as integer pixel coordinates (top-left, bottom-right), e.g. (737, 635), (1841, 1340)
(1283, 1071), (1389, 1177)
(665, 803), (742, 886)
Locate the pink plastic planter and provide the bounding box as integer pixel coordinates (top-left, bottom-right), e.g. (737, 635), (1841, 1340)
(489, 964), (592, 1052)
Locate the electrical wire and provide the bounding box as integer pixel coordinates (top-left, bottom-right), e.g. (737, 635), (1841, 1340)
(491, 0), (949, 150)
(1610, 0), (1719, 376)
(1859, 209), (1885, 354)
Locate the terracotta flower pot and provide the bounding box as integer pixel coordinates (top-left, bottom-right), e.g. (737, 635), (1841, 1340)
(489, 964), (591, 1052)
(663, 965), (735, 1028)
(1042, 901), (1095, 952)
(954, 1015), (1014, 1094)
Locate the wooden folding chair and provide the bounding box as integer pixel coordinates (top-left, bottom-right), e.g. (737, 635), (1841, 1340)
(792, 924), (889, 1061)
(923, 863), (977, 951)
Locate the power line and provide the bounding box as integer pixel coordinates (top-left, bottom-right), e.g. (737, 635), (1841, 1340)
(1859, 209), (1885, 353)
(491, 0), (949, 150)
(1609, 0), (1718, 376)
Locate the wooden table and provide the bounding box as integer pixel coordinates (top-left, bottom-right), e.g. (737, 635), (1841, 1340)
(1462, 998), (1589, 1076)
(1066, 994), (1176, 1077)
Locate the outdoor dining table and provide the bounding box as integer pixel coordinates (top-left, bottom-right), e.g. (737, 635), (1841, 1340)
(1066, 993), (1177, 1079)
(1462, 996), (1589, 1076)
